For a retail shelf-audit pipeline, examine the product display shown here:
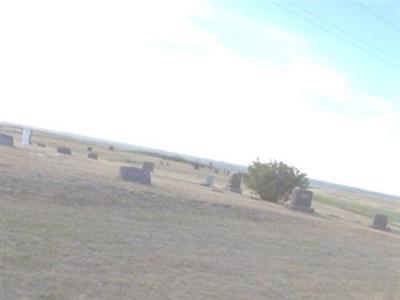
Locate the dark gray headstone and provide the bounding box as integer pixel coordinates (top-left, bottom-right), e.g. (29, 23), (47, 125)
(286, 187), (314, 212)
(229, 173), (242, 194)
(87, 146), (93, 152)
(88, 152), (98, 160)
(119, 166), (151, 185)
(108, 145), (114, 151)
(372, 214), (388, 231)
(142, 161), (155, 172)
(57, 147), (72, 155)
(36, 142), (46, 148)
(0, 134), (14, 146)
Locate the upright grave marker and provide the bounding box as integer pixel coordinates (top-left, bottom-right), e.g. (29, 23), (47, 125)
(228, 173), (243, 194)
(201, 175), (214, 187)
(285, 187), (314, 213)
(88, 152), (98, 160)
(21, 128), (32, 145)
(0, 134), (14, 146)
(119, 166), (151, 185)
(372, 214), (388, 231)
(142, 161), (155, 173)
(57, 147), (72, 155)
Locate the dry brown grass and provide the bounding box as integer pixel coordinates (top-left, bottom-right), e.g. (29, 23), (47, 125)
(1, 127), (399, 299)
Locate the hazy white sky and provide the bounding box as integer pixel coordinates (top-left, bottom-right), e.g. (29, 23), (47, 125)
(1, 0), (399, 195)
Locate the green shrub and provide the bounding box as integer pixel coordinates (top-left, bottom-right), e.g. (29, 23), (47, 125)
(244, 159), (309, 202)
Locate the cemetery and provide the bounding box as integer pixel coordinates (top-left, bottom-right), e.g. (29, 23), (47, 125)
(0, 125), (399, 300)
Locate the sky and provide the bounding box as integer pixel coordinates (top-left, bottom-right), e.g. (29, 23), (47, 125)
(0, 0), (399, 195)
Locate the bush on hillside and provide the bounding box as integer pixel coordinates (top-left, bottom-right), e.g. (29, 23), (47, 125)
(244, 159), (309, 202)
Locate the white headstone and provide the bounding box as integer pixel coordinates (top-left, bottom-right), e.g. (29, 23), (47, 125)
(21, 129), (32, 145)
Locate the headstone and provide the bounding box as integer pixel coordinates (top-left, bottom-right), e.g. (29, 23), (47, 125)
(57, 147), (72, 155)
(372, 214), (388, 231)
(119, 166), (151, 185)
(108, 145), (114, 151)
(88, 152), (98, 160)
(0, 134), (14, 146)
(192, 162), (200, 170)
(228, 173), (243, 194)
(201, 175), (214, 187)
(21, 128), (32, 145)
(142, 161), (155, 173)
(87, 146), (93, 152)
(286, 187), (314, 212)
(36, 142), (46, 148)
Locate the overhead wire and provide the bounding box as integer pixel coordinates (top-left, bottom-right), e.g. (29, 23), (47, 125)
(350, 0), (400, 36)
(289, 0), (400, 64)
(269, 1), (400, 71)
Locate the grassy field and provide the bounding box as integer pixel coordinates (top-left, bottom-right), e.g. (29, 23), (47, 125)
(313, 192), (400, 228)
(1, 126), (399, 299)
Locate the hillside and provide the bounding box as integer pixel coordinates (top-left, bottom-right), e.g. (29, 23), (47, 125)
(2, 122), (398, 200)
(1, 125), (399, 299)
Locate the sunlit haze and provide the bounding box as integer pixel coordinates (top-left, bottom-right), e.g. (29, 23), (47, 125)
(1, 0), (399, 195)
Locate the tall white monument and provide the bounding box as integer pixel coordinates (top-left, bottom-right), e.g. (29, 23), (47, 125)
(21, 128), (32, 145)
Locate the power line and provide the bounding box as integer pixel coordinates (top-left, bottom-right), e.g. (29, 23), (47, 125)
(270, 1), (400, 71)
(350, 0), (400, 36)
(289, 1), (400, 64)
